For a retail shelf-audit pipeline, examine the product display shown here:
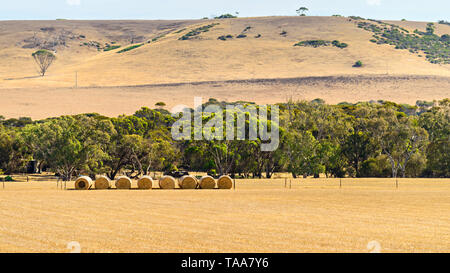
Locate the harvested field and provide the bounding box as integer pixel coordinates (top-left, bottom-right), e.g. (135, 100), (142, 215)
(0, 177), (449, 253)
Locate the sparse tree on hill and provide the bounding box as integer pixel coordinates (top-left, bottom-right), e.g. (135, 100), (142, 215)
(296, 7), (309, 16)
(32, 49), (56, 76)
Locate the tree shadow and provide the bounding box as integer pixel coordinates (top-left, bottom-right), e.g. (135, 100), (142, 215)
(4, 75), (42, 81)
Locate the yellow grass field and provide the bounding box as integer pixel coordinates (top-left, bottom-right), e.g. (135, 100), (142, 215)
(0, 176), (449, 253)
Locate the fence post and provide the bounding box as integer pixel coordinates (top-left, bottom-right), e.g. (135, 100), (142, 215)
(233, 178), (236, 190)
(289, 179), (292, 189)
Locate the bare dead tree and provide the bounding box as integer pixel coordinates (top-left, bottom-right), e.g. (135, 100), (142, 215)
(32, 49), (56, 76)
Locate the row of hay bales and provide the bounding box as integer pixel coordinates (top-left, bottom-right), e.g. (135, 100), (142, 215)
(74, 175), (233, 190)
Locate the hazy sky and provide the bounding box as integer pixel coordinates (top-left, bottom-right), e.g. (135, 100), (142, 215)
(1, 0), (448, 21)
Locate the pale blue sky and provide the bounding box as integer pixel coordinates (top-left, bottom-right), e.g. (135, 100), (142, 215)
(1, 0), (448, 22)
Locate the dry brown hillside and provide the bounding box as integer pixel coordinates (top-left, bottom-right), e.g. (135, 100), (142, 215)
(0, 16), (449, 118)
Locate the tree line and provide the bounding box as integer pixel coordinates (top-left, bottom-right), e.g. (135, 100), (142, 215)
(0, 99), (448, 180)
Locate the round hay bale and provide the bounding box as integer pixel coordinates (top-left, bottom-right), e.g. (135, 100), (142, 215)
(159, 176), (176, 189)
(217, 175), (233, 189)
(178, 175), (198, 189)
(95, 175), (111, 190)
(115, 176), (132, 189)
(137, 176), (153, 190)
(75, 176), (93, 190)
(198, 175), (216, 189)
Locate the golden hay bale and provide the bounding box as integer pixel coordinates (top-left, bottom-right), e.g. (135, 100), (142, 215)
(95, 175), (111, 190)
(198, 175), (216, 189)
(115, 176), (132, 189)
(159, 176), (176, 189)
(178, 175), (198, 189)
(217, 175), (233, 189)
(137, 176), (153, 190)
(75, 176), (93, 190)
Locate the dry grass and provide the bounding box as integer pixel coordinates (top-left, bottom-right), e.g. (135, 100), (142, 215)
(0, 177), (449, 253)
(0, 17), (449, 119)
(0, 75), (449, 119)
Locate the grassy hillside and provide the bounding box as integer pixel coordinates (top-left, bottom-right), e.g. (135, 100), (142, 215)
(0, 16), (449, 118)
(1, 16), (449, 88)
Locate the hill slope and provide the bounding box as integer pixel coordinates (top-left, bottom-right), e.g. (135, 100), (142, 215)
(1, 16), (449, 87)
(0, 16), (449, 118)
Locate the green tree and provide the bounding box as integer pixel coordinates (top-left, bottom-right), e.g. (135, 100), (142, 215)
(22, 116), (113, 180)
(419, 99), (450, 177)
(369, 108), (428, 178)
(32, 49), (56, 76)
(0, 125), (28, 174)
(342, 132), (376, 177)
(284, 131), (323, 178)
(296, 7), (309, 16)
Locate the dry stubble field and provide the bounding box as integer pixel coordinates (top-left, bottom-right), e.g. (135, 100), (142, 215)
(0, 177), (449, 253)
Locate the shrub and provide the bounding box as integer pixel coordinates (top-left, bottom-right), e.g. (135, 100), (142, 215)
(359, 156), (391, 177)
(294, 39), (349, 49)
(353, 60), (363, 67)
(152, 34), (166, 42)
(179, 23), (219, 40)
(174, 28), (186, 34)
(280, 30), (287, 36)
(294, 40), (330, 47)
(236, 34), (247, 38)
(426, 23), (435, 35)
(117, 43), (144, 53)
(215, 14), (237, 19)
(416, 100), (434, 107)
(218, 34), (234, 41)
(405, 153), (427, 177)
(441, 34), (450, 42)
(104, 45), (121, 52)
(255, 34), (262, 38)
(311, 98), (325, 104)
(438, 20), (450, 26)
(5, 176), (14, 182)
(349, 16), (365, 20)
(354, 19), (450, 64)
(332, 40), (348, 48)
